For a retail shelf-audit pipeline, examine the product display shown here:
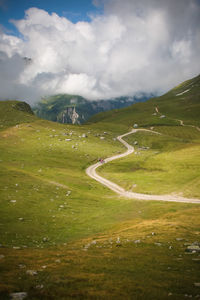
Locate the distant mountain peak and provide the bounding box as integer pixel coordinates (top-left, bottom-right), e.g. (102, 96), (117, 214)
(33, 94), (150, 124)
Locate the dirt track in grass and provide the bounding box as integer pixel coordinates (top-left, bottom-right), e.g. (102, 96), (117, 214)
(86, 128), (200, 204)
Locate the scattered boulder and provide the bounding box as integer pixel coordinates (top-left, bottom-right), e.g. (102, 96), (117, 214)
(26, 270), (37, 276)
(10, 292), (28, 300)
(154, 242), (162, 246)
(66, 191), (71, 196)
(36, 284), (44, 290)
(116, 237), (121, 246)
(41, 265), (47, 269)
(133, 124), (138, 128)
(0, 254), (5, 259)
(186, 243), (200, 253)
(91, 240), (97, 245)
(134, 240), (141, 244)
(18, 264), (26, 269)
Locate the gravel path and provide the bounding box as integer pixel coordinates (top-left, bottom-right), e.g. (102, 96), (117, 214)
(86, 129), (200, 204)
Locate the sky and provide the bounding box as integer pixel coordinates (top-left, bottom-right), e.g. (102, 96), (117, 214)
(0, 0), (200, 104)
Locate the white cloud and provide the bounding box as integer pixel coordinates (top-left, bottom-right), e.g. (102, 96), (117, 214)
(0, 0), (200, 103)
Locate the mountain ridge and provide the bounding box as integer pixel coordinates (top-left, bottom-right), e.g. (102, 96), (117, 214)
(32, 93), (150, 124)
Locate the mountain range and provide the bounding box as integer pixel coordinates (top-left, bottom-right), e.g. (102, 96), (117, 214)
(32, 94), (150, 124)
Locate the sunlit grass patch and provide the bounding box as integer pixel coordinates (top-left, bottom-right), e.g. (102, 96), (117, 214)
(98, 129), (200, 198)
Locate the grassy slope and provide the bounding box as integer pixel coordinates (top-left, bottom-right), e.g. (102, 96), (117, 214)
(93, 75), (200, 199)
(0, 101), (36, 130)
(0, 102), (127, 247)
(0, 76), (200, 300)
(99, 127), (200, 198)
(88, 74), (200, 129)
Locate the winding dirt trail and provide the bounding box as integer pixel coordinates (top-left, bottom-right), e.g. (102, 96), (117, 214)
(176, 119), (200, 132)
(86, 129), (200, 204)
(155, 106), (200, 131)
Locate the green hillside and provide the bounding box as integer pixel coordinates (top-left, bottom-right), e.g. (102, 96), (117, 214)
(0, 100), (36, 130)
(95, 74), (200, 199)
(0, 75), (200, 299)
(88, 74), (200, 129)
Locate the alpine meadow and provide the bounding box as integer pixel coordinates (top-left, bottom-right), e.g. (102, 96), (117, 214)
(0, 74), (200, 299)
(1, 0), (200, 298)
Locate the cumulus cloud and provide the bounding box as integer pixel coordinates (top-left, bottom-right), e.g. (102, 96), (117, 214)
(0, 0), (200, 103)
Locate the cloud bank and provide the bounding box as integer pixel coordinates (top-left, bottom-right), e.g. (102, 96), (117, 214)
(0, 0), (200, 103)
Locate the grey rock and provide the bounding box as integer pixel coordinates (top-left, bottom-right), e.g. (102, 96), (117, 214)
(36, 284), (44, 289)
(26, 270), (37, 276)
(134, 240), (141, 244)
(154, 242), (162, 246)
(193, 241), (200, 246)
(18, 264), (26, 269)
(41, 265), (47, 269)
(10, 292), (27, 300)
(186, 245), (200, 253)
